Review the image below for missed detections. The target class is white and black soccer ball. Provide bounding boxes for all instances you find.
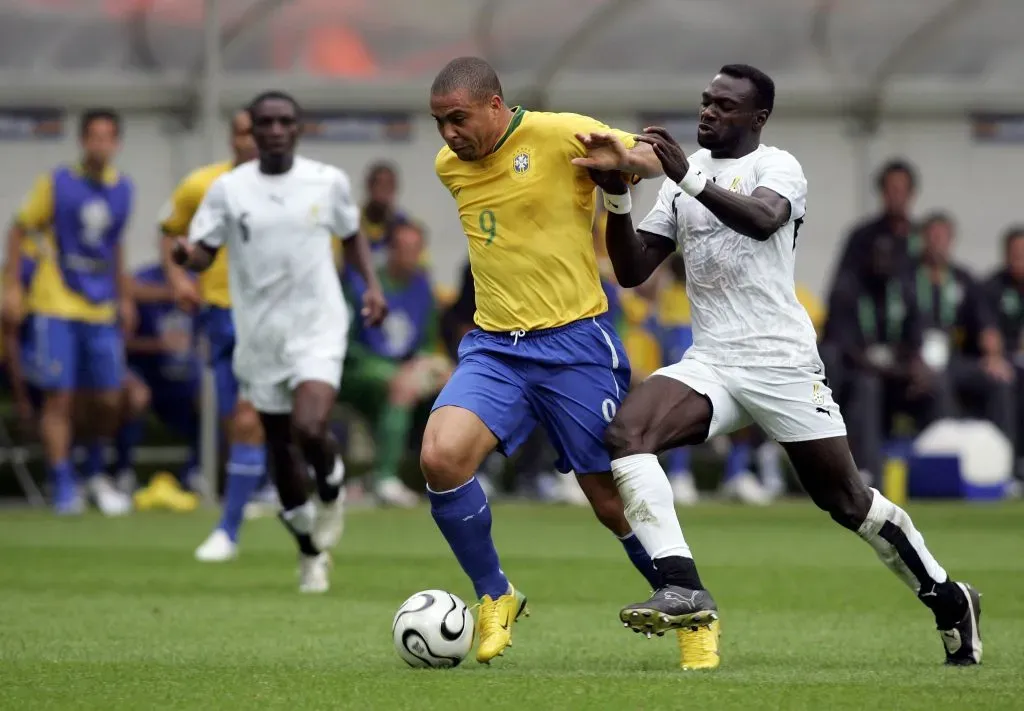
[392,590,474,668]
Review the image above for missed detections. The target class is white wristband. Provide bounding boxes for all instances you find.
[603,191,632,215]
[678,168,707,197]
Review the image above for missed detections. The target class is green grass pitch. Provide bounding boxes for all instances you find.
[1,502,1021,710]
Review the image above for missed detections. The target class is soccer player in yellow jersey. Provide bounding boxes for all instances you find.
[159,111,262,561]
[3,110,136,516]
[420,57,664,663]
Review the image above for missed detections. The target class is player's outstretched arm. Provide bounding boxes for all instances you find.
[638,127,792,241]
[572,133,663,179]
[590,170,675,289]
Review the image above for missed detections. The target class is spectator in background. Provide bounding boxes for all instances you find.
[832,160,921,285]
[360,161,409,259]
[985,226,1024,480]
[341,221,449,507]
[825,232,938,481]
[118,264,201,512]
[913,214,1014,438]
[1,239,41,437]
[3,109,135,516]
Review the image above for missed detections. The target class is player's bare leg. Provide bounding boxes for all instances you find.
[605,375,721,670]
[260,411,329,593]
[783,437,982,665]
[292,380,345,550]
[420,405,528,663]
[195,401,266,562]
[575,473,662,591]
[40,390,82,514]
[78,388,132,516]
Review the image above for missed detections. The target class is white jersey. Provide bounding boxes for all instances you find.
[188,156,358,385]
[638,144,818,367]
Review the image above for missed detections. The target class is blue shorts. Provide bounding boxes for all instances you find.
[198,306,239,419]
[432,317,631,474]
[25,316,124,391]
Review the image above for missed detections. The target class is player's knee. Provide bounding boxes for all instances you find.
[291,412,328,448]
[823,484,873,532]
[41,391,73,420]
[231,402,263,444]
[124,378,151,419]
[419,432,474,491]
[604,414,651,459]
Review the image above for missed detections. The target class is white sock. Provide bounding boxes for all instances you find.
[611,454,692,559]
[856,488,947,593]
[281,500,317,535]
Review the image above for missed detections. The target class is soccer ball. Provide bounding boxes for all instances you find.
[392,590,474,668]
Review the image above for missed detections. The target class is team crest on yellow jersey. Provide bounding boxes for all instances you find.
[510,147,534,180]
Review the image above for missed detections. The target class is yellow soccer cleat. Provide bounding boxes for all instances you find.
[475,586,529,664]
[677,618,721,671]
[132,482,161,511]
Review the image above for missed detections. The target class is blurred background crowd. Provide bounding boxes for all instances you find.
[0,0,1022,515]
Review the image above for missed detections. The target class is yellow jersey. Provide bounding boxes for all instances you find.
[17,165,125,323]
[159,161,234,308]
[435,107,635,332]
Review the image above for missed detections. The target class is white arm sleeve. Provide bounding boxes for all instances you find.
[755,150,807,223]
[329,168,360,239]
[187,177,231,248]
[636,178,681,243]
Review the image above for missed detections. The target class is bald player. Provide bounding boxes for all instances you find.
[421,57,664,664]
[159,111,263,561]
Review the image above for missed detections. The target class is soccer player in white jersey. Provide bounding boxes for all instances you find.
[576,64,982,669]
[171,91,387,593]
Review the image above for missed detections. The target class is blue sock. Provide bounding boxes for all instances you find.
[82,443,106,480]
[666,448,691,478]
[115,419,144,473]
[619,532,661,589]
[724,442,752,482]
[427,477,508,600]
[218,443,266,542]
[50,459,77,493]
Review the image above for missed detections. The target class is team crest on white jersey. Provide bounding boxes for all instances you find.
[510,147,533,179]
[728,176,743,192]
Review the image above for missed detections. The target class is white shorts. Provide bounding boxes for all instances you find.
[652,358,847,443]
[239,356,343,415]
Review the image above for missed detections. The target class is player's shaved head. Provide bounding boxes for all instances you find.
[430,57,513,162]
[431,57,503,102]
[248,90,302,121]
[248,90,302,170]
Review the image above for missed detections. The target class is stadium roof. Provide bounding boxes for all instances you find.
[2,0,1023,114]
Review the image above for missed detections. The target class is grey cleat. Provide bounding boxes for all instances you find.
[620,585,719,638]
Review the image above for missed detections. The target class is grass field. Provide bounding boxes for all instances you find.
[1,501,1021,710]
